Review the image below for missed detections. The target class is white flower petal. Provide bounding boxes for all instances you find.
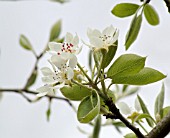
[41,67,53,76]
[36,85,54,97]
[67,67,74,80]
[72,34,79,45]
[75,45,82,54]
[92,29,102,37]
[37,86,50,93]
[42,76,56,84]
[135,97,141,112]
[61,52,72,60]
[116,102,131,115]
[51,55,66,69]
[65,32,73,42]
[90,36,103,48]
[103,25,116,36]
[48,42,62,52]
[36,91,48,97]
[69,55,77,69]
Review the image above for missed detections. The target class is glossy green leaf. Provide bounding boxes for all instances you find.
[92,115,101,138]
[124,133,137,138]
[161,106,170,118]
[25,70,37,89]
[154,84,165,118]
[134,113,156,124]
[60,84,92,101]
[49,20,62,41]
[19,34,32,50]
[125,14,142,50]
[144,4,159,26]
[111,3,139,18]
[77,91,100,123]
[101,45,117,69]
[107,54,146,79]
[111,67,166,85]
[137,95,154,127]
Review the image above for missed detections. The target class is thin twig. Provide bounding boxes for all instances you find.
[0,89,73,107]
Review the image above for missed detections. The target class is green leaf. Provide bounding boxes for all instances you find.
[77,91,100,123]
[125,14,142,50]
[161,106,170,118]
[92,115,101,138]
[111,67,166,85]
[112,121,126,127]
[60,84,92,101]
[124,133,137,138]
[25,70,37,89]
[19,34,32,50]
[49,20,62,41]
[111,3,139,18]
[144,4,159,26]
[154,84,165,118]
[134,113,156,124]
[137,95,154,127]
[107,54,146,79]
[101,44,117,69]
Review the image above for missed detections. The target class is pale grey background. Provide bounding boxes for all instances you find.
[0,0,170,138]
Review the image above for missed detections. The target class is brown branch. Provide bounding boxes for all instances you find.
[0,88,73,107]
[146,111,170,138]
[104,99,145,138]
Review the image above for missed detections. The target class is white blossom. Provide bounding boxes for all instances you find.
[86,25,119,51]
[48,32,82,56]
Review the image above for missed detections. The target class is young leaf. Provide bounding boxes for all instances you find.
[111,67,166,85]
[125,13,142,50]
[134,113,156,124]
[107,54,146,79]
[137,95,154,127]
[161,106,170,118]
[25,70,37,89]
[77,91,100,123]
[101,45,117,69]
[19,34,32,50]
[154,84,165,118]
[92,115,101,138]
[111,3,139,18]
[144,4,159,26]
[60,84,92,101]
[49,20,62,41]
[124,133,137,138]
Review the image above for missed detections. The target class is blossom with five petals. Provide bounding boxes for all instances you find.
[86,25,119,51]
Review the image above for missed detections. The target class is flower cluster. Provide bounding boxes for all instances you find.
[37,25,119,97]
[37,33,81,97]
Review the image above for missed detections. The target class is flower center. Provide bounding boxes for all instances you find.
[57,43,76,55]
